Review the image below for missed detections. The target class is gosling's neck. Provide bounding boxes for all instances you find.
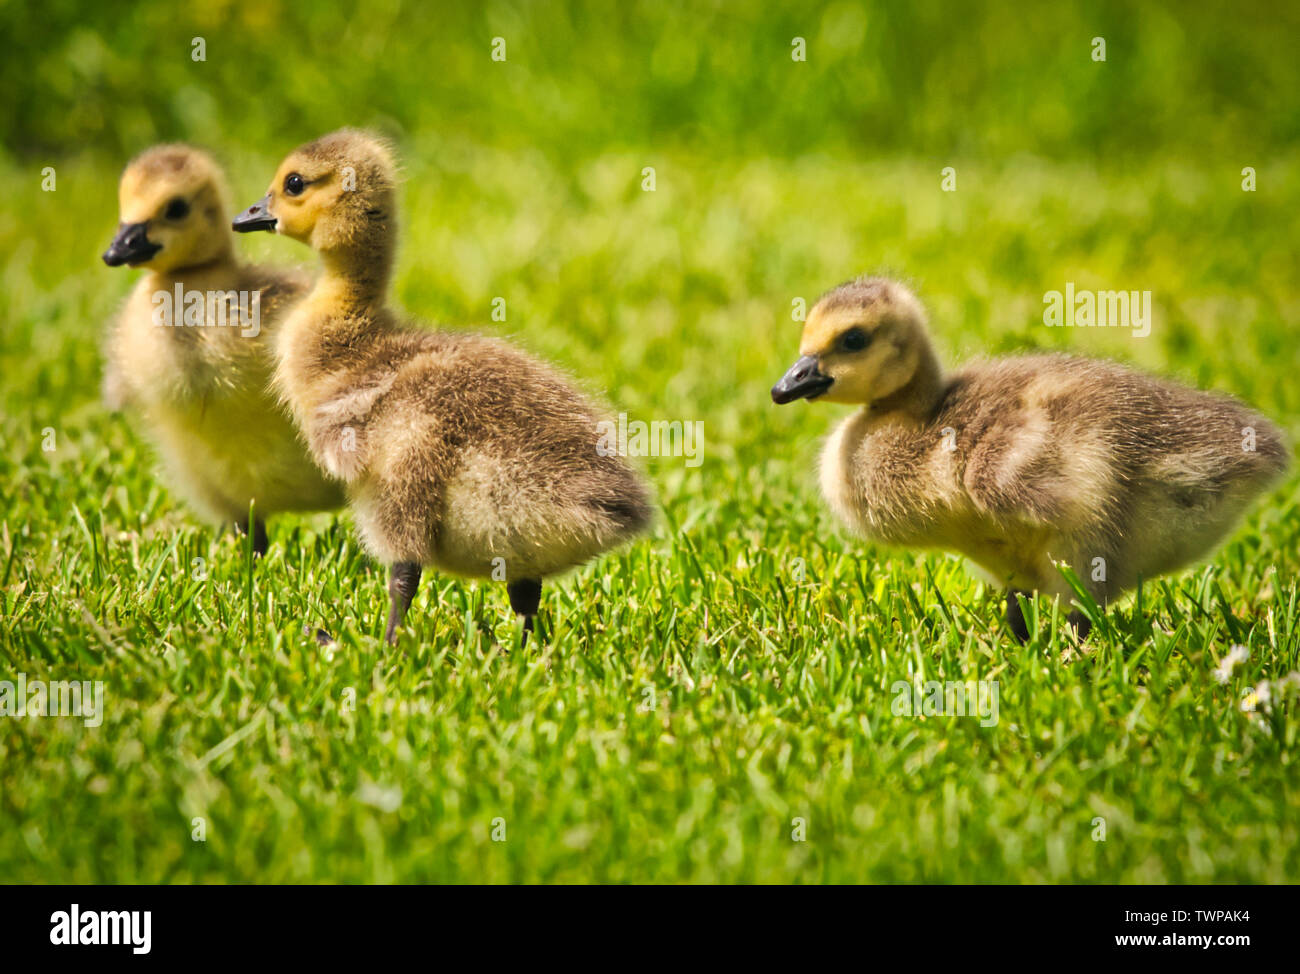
[144,241,237,290]
[139,246,238,353]
[276,242,395,416]
[866,343,946,426]
[286,243,394,356]
[313,240,394,313]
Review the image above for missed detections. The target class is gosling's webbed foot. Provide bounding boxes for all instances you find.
[507,578,542,648]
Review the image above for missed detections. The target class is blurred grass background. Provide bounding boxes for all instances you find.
[4,0,1299,163]
[1,0,1298,883]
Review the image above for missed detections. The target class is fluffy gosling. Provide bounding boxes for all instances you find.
[772,276,1289,641]
[103,145,343,551]
[233,129,652,644]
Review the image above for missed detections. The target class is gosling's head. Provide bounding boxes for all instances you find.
[232,129,397,257]
[772,277,933,406]
[103,145,233,272]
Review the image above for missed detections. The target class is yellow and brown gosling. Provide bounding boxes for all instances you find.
[771,276,1289,641]
[103,145,343,551]
[233,129,652,644]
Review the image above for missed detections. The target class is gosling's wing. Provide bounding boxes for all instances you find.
[956,355,1288,538]
[954,356,1131,532]
[1120,382,1289,493]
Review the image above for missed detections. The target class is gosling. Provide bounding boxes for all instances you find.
[233,129,652,644]
[772,276,1289,641]
[103,145,343,551]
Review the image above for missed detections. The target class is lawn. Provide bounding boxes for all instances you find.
[1,1,1298,883]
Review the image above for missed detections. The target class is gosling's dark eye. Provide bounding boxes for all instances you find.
[163,198,189,221]
[840,327,869,352]
[283,173,305,197]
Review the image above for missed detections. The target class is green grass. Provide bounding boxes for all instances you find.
[2,1,1299,883]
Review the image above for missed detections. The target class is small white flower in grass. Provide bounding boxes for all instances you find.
[1242,681,1272,715]
[1242,674,1299,729]
[1255,681,1273,711]
[1214,645,1249,684]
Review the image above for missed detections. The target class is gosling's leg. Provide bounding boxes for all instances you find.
[385,561,423,645]
[1006,590,1031,643]
[235,516,269,557]
[507,578,542,647]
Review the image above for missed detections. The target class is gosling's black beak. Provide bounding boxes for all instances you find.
[232,196,276,233]
[771,355,833,404]
[102,222,160,267]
